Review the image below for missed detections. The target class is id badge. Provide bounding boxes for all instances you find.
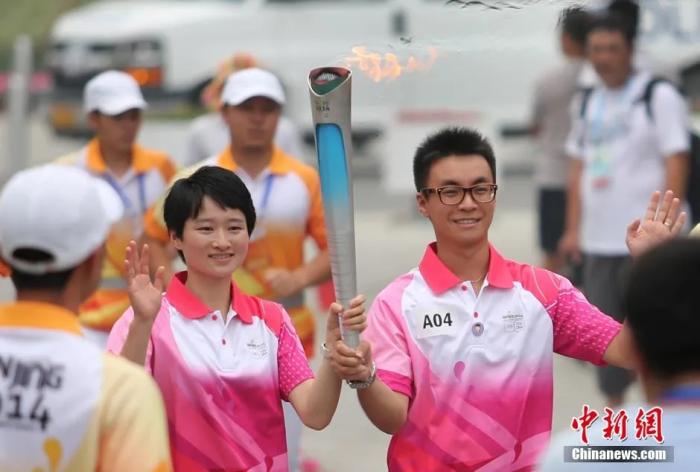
[590,147,612,190]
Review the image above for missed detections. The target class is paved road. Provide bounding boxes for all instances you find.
[0,114,641,471]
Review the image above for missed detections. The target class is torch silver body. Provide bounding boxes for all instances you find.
[308,67,360,349]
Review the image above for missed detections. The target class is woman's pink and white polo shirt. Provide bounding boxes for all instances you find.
[107,272,313,471]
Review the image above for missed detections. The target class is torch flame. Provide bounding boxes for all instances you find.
[343,46,438,82]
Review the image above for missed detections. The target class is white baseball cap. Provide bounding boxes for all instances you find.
[83,70,148,115]
[220,68,286,107]
[0,165,124,274]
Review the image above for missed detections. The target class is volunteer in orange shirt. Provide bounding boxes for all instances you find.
[56,70,176,345]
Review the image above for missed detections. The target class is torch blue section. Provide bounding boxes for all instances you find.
[315,124,350,209]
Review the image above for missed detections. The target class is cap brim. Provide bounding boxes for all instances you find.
[95,98,148,116]
[223,89,285,107]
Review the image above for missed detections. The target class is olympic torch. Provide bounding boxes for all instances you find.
[308,67,359,349]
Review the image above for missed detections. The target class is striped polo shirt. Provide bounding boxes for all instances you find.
[363,243,622,471]
[107,272,314,471]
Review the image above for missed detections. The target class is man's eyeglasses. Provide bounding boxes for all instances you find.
[421,184,498,205]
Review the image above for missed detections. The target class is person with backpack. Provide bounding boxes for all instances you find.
[559,12,691,408]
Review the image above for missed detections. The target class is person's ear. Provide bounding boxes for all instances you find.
[416,191,429,218]
[87,111,100,131]
[170,230,183,250]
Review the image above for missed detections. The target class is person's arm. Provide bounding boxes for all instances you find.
[346,293,413,434]
[602,322,636,369]
[328,335,409,434]
[559,159,583,262]
[265,165,332,297]
[654,83,691,199]
[286,295,366,430]
[357,366,410,434]
[530,78,544,137]
[664,152,689,199]
[265,250,330,298]
[119,241,165,365]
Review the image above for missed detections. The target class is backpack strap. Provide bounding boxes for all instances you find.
[637,76,684,122]
[578,87,594,118]
[640,77,666,121]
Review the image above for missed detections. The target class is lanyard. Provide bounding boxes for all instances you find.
[257,173,275,219]
[102,173,147,214]
[589,75,637,144]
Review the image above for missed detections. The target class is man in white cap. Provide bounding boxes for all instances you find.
[0,164,171,471]
[56,70,177,344]
[142,67,331,471]
[183,53,306,166]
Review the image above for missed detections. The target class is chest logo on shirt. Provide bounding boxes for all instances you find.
[502,311,524,333]
[245,339,268,359]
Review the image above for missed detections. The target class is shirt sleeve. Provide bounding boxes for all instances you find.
[651,83,691,157]
[277,309,314,401]
[363,290,413,399]
[547,274,622,365]
[99,355,172,472]
[531,79,545,130]
[106,307,155,373]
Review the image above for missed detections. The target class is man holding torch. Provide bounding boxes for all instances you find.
[329,126,683,470]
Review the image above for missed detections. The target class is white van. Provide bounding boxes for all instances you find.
[46,0,700,152]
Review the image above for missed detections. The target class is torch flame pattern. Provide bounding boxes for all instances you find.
[343,46,439,82]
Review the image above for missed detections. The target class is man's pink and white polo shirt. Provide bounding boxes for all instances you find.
[107,272,313,471]
[363,243,622,471]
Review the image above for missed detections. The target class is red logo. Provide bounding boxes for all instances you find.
[571,404,599,445]
[634,407,664,443]
[571,405,664,444]
[602,407,629,441]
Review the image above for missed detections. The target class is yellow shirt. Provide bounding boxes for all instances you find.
[0,301,171,472]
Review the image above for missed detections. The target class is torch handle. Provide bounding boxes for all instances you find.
[328,230,360,349]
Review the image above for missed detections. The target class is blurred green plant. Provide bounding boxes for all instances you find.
[0,0,95,70]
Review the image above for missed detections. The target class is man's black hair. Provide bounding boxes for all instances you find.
[608,0,640,40]
[625,238,700,380]
[588,10,637,46]
[559,6,593,47]
[9,248,75,291]
[413,127,496,191]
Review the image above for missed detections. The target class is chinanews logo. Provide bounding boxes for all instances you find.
[563,404,674,464]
